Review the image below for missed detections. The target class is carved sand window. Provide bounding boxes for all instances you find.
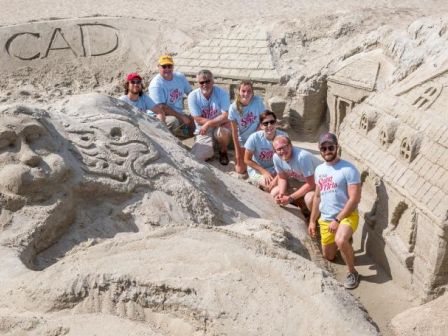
[378,121,398,148]
[359,111,377,134]
[399,136,420,162]
[412,84,442,110]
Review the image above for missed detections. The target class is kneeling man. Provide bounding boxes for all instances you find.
[308,132,362,289]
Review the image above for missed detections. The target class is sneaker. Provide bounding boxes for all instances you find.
[219,152,229,166]
[344,271,360,289]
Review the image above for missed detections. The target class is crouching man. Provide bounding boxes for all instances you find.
[308,132,362,289]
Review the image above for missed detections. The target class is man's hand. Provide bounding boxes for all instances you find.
[308,221,316,237]
[275,193,291,206]
[262,170,274,186]
[328,220,339,233]
[199,121,210,135]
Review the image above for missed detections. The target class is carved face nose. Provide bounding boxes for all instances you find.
[19,142,41,167]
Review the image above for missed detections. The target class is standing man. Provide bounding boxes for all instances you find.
[148,55,194,136]
[273,135,321,215]
[188,70,231,165]
[308,132,362,289]
[119,72,164,121]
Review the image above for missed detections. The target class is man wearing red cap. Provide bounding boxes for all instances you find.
[120,73,163,121]
[148,55,194,137]
[308,132,362,289]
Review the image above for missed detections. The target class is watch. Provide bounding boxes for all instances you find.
[335,218,341,224]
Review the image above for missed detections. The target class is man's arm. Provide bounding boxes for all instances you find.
[308,184,321,237]
[194,112,229,135]
[278,174,315,205]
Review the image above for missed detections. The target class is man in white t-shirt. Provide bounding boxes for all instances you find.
[119,72,163,120]
[273,135,321,216]
[308,132,362,289]
[188,70,231,165]
[148,55,194,137]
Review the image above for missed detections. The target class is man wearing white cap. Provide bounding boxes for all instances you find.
[148,55,194,137]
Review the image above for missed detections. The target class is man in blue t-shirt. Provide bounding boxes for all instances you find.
[148,55,194,137]
[308,132,362,290]
[119,72,163,120]
[188,70,231,165]
[272,135,321,216]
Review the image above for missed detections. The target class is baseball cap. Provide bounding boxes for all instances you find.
[158,55,174,66]
[318,132,338,146]
[126,72,142,81]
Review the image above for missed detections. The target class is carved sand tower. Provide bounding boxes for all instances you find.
[339,60,448,300]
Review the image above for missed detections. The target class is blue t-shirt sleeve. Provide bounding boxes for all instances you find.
[301,152,317,178]
[244,133,256,151]
[256,96,265,114]
[182,75,193,95]
[345,164,361,185]
[220,90,230,112]
[228,103,238,121]
[188,91,202,117]
[148,82,166,105]
[273,154,283,173]
[143,95,156,110]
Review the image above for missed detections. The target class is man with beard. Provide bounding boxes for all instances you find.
[188,69,231,165]
[119,72,164,121]
[272,135,321,216]
[308,132,362,289]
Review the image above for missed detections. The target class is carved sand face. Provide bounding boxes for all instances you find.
[0,115,69,201]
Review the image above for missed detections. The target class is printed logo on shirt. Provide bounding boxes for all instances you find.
[318,175,338,192]
[169,89,182,103]
[240,111,257,128]
[258,149,274,161]
[202,106,219,119]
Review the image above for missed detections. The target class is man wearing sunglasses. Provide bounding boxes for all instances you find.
[308,132,362,289]
[148,55,194,137]
[188,69,231,165]
[272,135,321,217]
[120,73,163,120]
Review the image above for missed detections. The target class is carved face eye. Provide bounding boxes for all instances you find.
[110,127,122,140]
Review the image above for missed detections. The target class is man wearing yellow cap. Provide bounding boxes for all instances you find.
[148,55,194,137]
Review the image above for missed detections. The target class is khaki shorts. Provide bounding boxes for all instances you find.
[191,127,230,161]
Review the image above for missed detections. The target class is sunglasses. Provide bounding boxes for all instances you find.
[262,120,276,126]
[320,145,336,152]
[274,144,289,152]
[160,64,173,69]
[199,79,211,85]
[130,80,142,85]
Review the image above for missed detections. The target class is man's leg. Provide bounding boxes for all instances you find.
[191,132,214,161]
[214,126,231,165]
[319,219,338,261]
[335,212,360,289]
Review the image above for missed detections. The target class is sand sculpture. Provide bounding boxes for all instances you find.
[0,94,379,335]
[1,3,448,334]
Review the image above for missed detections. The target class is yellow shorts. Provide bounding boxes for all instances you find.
[318,211,359,246]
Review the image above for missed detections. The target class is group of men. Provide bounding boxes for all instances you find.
[119,55,362,290]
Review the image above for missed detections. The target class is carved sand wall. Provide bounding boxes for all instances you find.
[339,61,448,300]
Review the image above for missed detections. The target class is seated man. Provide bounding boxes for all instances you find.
[272,135,321,216]
[119,72,164,121]
[188,70,231,165]
[148,55,194,137]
